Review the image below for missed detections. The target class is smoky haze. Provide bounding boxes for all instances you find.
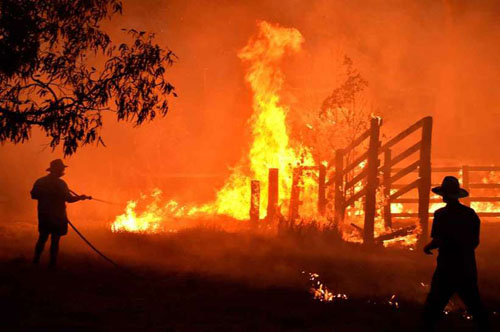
[1,0,500,225]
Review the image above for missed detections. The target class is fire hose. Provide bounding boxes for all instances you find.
[69,189,121,205]
[67,220,122,270]
[67,189,140,278]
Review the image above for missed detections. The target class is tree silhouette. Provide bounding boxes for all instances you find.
[0,0,177,155]
[319,56,369,148]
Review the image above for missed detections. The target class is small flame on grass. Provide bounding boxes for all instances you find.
[303,271,348,302]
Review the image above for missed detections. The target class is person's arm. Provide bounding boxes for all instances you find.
[66,192,82,203]
[61,181,90,203]
[424,211,442,255]
[472,211,480,249]
[424,238,442,255]
[30,180,42,200]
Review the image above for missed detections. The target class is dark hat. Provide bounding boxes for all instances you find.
[432,176,469,199]
[46,159,68,172]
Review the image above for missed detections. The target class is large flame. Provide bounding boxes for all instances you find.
[111,21,316,232]
[210,21,314,219]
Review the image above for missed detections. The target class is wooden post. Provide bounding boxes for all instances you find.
[364,117,381,245]
[462,165,470,207]
[250,180,260,224]
[334,150,345,227]
[383,149,392,228]
[418,116,433,248]
[318,164,327,215]
[267,168,279,221]
[289,168,302,221]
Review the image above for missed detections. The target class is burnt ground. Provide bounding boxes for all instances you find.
[1,222,500,331]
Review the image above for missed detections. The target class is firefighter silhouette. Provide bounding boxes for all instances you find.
[30,159,91,268]
[421,176,489,331]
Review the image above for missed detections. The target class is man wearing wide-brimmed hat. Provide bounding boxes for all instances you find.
[30,159,91,268]
[420,176,489,331]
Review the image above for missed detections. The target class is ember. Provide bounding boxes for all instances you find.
[303,271,348,303]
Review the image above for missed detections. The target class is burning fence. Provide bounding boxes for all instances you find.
[110,21,500,248]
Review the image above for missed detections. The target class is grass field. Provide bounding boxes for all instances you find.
[1,221,499,331]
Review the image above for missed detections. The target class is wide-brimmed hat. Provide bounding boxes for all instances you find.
[46,159,68,172]
[432,176,469,199]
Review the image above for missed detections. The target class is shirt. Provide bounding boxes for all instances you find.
[30,174,77,224]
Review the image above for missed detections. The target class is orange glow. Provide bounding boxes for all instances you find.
[111,21,317,232]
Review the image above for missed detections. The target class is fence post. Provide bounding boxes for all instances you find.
[318,164,327,215]
[383,149,392,228]
[250,180,260,224]
[334,150,345,228]
[267,168,279,221]
[364,117,381,245]
[418,116,433,248]
[289,167,302,221]
[462,165,470,207]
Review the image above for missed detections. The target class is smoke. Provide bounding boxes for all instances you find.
[2,0,500,225]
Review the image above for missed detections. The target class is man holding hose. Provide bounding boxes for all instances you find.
[30,159,91,268]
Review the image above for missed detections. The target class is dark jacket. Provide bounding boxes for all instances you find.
[30,174,79,235]
[431,201,480,278]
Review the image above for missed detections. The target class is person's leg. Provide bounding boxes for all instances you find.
[458,281,490,331]
[33,232,49,265]
[48,234,61,268]
[420,270,455,331]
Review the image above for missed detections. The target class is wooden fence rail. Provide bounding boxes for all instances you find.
[380,116,433,247]
[287,165,327,221]
[389,165,500,220]
[332,116,433,246]
[333,117,382,244]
